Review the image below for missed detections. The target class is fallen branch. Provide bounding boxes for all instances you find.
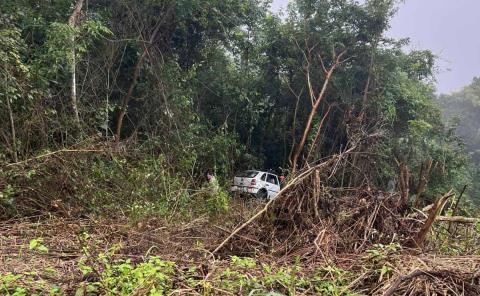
[5,149,105,167]
[213,225,268,247]
[437,216,479,224]
[382,269,447,296]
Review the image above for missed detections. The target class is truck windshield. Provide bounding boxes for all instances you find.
[238,170,259,178]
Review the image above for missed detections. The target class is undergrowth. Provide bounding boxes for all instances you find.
[1,251,357,296]
[0,152,231,220]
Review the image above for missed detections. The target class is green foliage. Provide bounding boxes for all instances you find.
[364,243,401,283]
[76,242,177,295]
[312,266,356,296]
[231,255,257,268]
[215,257,353,295]
[0,271,62,296]
[0,0,475,217]
[87,257,175,295]
[0,150,234,219]
[28,238,49,253]
[439,77,480,205]
[43,252,355,295]
[365,243,401,263]
[0,184,15,205]
[0,273,27,296]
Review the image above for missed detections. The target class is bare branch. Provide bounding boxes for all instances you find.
[318,53,328,75]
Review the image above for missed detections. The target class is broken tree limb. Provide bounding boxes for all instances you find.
[413,189,454,247]
[212,177,295,255]
[408,203,478,224]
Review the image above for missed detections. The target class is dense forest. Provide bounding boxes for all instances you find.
[1,0,479,295]
[439,77,480,200]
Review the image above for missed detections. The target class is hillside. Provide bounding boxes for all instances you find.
[1,0,479,295]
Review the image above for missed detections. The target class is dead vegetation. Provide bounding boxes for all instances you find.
[208,146,480,295]
[1,210,479,295]
[2,146,479,295]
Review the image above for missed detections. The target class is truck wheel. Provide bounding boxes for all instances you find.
[256,189,268,200]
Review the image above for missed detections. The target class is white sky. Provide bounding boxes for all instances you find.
[270,0,480,94]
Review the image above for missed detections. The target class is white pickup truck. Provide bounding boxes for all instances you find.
[230,170,281,199]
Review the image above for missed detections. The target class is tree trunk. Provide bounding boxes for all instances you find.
[305,103,333,164]
[114,21,163,144]
[114,49,148,144]
[413,159,433,208]
[71,52,80,125]
[290,68,334,175]
[289,48,347,175]
[357,40,377,123]
[287,85,302,166]
[398,161,410,206]
[68,0,84,127]
[6,97,18,162]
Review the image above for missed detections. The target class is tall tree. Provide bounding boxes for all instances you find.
[68,0,84,127]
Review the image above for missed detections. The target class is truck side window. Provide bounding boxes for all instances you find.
[261,173,266,181]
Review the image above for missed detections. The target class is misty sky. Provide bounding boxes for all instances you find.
[270,0,480,94]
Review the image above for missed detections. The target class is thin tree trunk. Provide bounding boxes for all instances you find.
[289,48,347,175]
[398,161,410,206]
[413,159,433,208]
[313,169,320,218]
[357,40,377,122]
[6,97,18,162]
[349,42,377,186]
[71,52,80,125]
[447,184,468,234]
[68,0,84,127]
[114,49,148,144]
[287,85,302,166]
[290,68,334,175]
[114,21,163,144]
[305,103,333,164]
[452,184,467,215]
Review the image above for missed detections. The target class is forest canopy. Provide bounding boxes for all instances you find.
[0,0,477,214]
[439,77,480,206]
